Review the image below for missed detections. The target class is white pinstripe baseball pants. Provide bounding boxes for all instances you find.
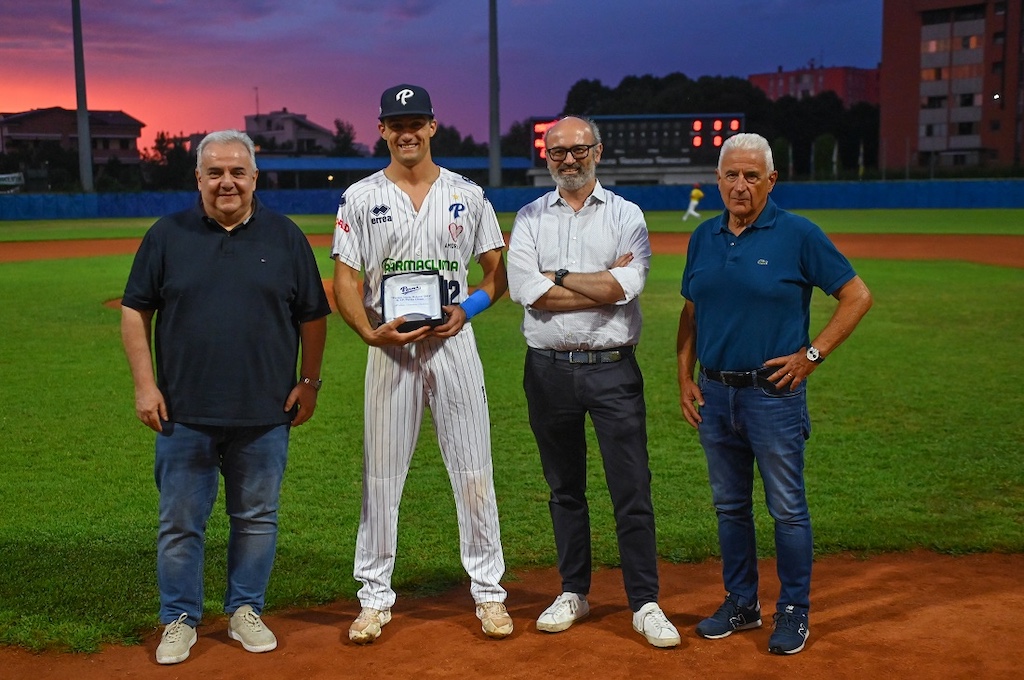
[354,325,507,609]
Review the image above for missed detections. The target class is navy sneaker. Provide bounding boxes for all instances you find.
[696,594,762,639]
[768,606,809,655]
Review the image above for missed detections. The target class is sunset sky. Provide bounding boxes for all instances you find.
[2,0,882,153]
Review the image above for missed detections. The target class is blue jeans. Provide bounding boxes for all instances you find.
[154,422,289,626]
[697,373,812,614]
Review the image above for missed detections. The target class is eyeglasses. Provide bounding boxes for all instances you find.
[545,143,598,162]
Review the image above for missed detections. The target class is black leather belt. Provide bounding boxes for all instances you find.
[701,366,777,390]
[532,346,635,364]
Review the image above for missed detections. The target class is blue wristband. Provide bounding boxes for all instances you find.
[461,290,491,320]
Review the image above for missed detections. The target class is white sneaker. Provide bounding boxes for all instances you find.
[536,592,590,633]
[632,602,680,648]
[156,612,197,665]
[349,606,392,644]
[228,604,278,653]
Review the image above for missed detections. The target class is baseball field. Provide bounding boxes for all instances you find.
[0,208,1022,678]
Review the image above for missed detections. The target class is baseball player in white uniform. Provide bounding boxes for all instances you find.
[331,84,512,644]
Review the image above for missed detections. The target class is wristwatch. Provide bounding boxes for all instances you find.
[554,269,569,286]
[300,376,323,391]
[806,346,824,364]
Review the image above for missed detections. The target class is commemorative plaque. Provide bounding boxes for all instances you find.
[381,271,445,332]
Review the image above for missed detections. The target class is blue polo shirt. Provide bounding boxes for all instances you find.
[681,197,855,372]
[122,196,331,426]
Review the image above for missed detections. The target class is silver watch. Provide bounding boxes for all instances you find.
[806,346,824,363]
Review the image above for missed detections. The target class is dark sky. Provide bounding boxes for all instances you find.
[1,0,882,151]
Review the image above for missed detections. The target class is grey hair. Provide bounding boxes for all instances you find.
[546,115,603,146]
[719,132,774,173]
[195,130,258,172]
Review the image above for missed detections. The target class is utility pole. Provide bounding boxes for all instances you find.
[487,0,501,187]
[71,0,94,192]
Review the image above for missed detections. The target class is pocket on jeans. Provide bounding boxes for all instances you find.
[759,381,805,399]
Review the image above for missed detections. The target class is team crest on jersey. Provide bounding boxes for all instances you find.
[449,202,466,219]
[448,223,463,241]
[371,204,393,224]
[338,194,347,207]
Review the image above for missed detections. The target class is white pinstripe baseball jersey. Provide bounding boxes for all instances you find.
[331,167,504,323]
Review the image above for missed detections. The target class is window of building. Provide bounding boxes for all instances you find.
[953,5,985,22]
[993,31,1005,45]
[958,93,981,107]
[992,61,1004,75]
[951,63,982,79]
[922,95,948,109]
[991,119,1001,131]
[922,9,951,25]
[958,35,981,50]
[921,67,948,81]
[994,2,1006,15]
[957,121,978,135]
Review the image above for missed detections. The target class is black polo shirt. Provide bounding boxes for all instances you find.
[123,196,331,426]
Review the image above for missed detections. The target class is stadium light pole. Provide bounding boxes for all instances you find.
[72,0,94,192]
[487,0,501,187]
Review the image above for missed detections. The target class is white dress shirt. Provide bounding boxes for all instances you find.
[507,180,651,351]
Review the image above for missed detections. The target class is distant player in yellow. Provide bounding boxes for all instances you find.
[683,183,704,221]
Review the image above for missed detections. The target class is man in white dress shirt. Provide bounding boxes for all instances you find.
[506,115,680,648]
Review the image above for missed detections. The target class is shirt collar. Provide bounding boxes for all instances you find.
[198,194,260,232]
[712,195,779,234]
[547,179,608,209]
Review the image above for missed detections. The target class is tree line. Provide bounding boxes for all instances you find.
[0,71,879,192]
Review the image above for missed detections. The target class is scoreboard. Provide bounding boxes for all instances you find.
[530,114,744,169]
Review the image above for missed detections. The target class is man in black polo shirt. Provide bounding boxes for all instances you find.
[121,129,330,665]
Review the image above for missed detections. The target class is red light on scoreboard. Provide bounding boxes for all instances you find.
[713,136,724,147]
[713,119,723,131]
[692,120,703,132]
[729,119,741,131]
[692,136,703,147]
[532,119,559,160]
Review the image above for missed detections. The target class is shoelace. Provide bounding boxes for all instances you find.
[480,602,508,617]
[163,613,189,642]
[713,597,742,621]
[238,609,265,632]
[643,607,673,632]
[550,596,579,617]
[773,612,806,634]
[356,608,383,624]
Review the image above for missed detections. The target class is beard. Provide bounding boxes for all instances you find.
[549,161,596,192]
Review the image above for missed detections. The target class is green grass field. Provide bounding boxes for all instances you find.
[0,210,1022,652]
[1,208,1024,242]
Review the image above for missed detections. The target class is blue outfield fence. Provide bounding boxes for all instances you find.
[2,179,1024,221]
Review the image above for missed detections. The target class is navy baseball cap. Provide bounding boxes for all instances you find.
[379,84,434,120]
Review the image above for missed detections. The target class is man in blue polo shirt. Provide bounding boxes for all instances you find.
[121,129,331,665]
[676,133,872,655]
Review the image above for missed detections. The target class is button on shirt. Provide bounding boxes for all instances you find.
[507,181,650,351]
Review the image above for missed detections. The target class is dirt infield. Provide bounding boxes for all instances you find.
[2,232,1024,267]
[4,552,1022,679]
[2,232,1022,677]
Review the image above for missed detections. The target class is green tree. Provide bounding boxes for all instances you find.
[501,119,533,158]
[141,132,194,190]
[332,119,361,156]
